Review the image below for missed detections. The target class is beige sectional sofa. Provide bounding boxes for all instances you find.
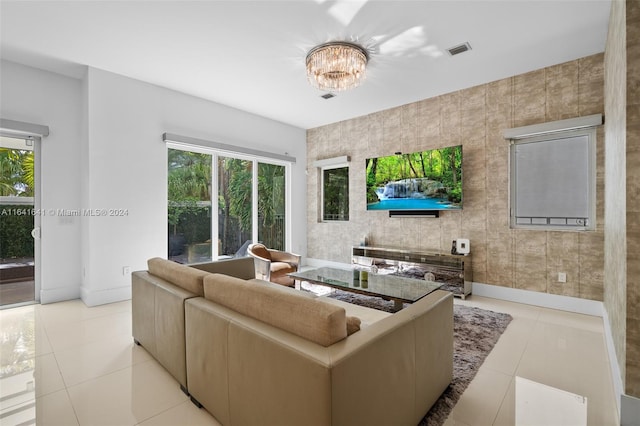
[131,256,256,392]
[132,257,453,425]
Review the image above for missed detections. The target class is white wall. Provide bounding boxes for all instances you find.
[81,67,307,306]
[0,60,83,303]
[1,60,307,306]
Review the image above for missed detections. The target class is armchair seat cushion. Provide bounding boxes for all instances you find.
[270,262,297,275]
[270,261,297,287]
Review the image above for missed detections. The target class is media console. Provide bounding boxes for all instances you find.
[352,245,472,299]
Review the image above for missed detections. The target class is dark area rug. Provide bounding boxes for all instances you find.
[326,290,512,426]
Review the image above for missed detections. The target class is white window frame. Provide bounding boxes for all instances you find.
[505,115,601,231]
[166,141,293,256]
[313,156,350,222]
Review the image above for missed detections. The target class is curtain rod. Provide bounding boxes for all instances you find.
[163,132,296,163]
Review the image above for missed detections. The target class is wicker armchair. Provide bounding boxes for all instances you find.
[247,243,301,287]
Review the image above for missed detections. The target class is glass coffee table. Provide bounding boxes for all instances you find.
[289,267,443,311]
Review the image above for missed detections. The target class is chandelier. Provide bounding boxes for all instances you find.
[306,41,369,92]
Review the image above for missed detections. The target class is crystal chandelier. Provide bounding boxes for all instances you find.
[306,41,369,92]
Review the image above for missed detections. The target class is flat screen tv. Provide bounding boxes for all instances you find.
[366,145,462,211]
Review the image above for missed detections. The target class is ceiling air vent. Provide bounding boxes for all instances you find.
[321,93,336,100]
[447,42,472,56]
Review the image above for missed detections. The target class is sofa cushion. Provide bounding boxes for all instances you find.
[204,273,348,347]
[147,257,208,296]
[247,279,317,299]
[346,316,361,335]
[250,243,271,260]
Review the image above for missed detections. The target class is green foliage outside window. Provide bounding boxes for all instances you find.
[0,148,35,259]
[0,148,34,197]
[167,149,211,238]
[168,149,287,256]
[0,204,34,258]
[323,167,349,221]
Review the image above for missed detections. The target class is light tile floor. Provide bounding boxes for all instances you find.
[0,295,619,425]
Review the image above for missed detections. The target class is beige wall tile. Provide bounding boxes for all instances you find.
[627,260,640,320]
[546,61,579,121]
[603,0,628,383]
[627,143,640,209]
[383,107,402,148]
[579,53,605,116]
[486,231,514,286]
[627,43,640,105]
[401,102,418,151]
[417,97,441,139]
[626,318,640,395]
[367,111,385,155]
[514,69,546,127]
[546,232,581,297]
[307,53,605,304]
[515,255,547,292]
[514,231,547,292]
[440,92,461,145]
[627,0,640,395]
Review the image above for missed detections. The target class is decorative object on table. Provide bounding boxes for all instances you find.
[455,238,470,255]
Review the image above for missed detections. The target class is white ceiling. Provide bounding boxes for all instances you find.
[0,0,611,130]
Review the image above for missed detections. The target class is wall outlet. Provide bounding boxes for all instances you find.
[123,266,131,276]
[558,272,567,283]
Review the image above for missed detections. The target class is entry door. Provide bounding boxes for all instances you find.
[0,135,39,307]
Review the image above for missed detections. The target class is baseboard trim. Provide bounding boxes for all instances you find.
[80,285,131,307]
[471,282,604,317]
[40,285,81,304]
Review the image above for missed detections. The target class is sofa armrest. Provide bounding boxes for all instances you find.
[327,290,453,426]
[132,270,200,390]
[190,257,256,280]
[247,255,270,280]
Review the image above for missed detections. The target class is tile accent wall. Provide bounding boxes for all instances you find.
[625,0,640,398]
[604,0,640,399]
[307,54,605,301]
[604,0,628,390]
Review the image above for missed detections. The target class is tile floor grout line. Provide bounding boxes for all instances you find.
[491,375,516,426]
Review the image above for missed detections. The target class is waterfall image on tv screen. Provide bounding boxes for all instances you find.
[366,145,462,211]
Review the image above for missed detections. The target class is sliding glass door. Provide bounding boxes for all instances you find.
[168,146,289,262]
[0,136,36,306]
[167,149,213,263]
[217,156,252,257]
[257,163,285,251]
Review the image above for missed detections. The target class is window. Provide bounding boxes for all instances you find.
[165,133,293,263]
[322,166,349,221]
[257,163,286,250]
[168,148,213,263]
[505,115,601,231]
